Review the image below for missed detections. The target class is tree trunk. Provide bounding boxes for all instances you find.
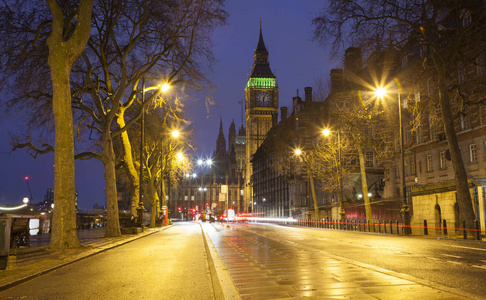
[438,76,476,236]
[161,176,168,207]
[357,144,372,221]
[48,57,81,250]
[102,130,122,237]
[309,174,319,219]
[147,176,159,228]
[46,0,94,250]
[116,114,139,216]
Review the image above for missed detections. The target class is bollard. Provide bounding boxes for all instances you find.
[424,220,428,235]
[368,220,371,232]
[475,220,480,241]
[463,220,467,239]
[443,219,447,235]
[396,220,400,235]
[373,221,376,233]
[384,220,387,234]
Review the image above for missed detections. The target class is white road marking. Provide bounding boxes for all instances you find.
[449,245,486,252]
[441,254,462,259]
[473,265,486,270]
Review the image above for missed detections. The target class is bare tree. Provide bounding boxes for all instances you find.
[313,0,485,234]
[0,0,94,250]
[69,0,226,237]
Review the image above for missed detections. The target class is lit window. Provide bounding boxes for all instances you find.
[469,144,477,162]
[439,151,446,169]
[426,155,433,172]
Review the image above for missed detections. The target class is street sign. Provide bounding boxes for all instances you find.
[219,193,226,202]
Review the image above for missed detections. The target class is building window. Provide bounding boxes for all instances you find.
[401,55,408,68]
[484,141,486,160]
[480,102,486,126]
[458,63,466,84]
[429,117,438,141]
[365,151,374,167]
[426,155,433,172]
[416,125,427,144]
[461,105,471,132]
[469,144,477,162]
[462,10,472,27]
[477,54,486,75]
[410,157,416,175]
[439,151,446,169]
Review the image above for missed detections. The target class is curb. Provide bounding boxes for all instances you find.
[199,223,241,300]
[0,226,170,292]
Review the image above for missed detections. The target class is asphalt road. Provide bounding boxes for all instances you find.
[207,222,486,299]
[0,222,213,300]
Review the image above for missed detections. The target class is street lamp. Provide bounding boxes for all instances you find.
[206,158,213,221]
[322,129,345,221]
[24,176,34,202]
[139,77,171,228]
[294,148,320,220]
[374,83,410,234]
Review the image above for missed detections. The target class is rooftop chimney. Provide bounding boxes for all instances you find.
[304,87,312,102]
[330,69,343,93]
[281,107,288,122]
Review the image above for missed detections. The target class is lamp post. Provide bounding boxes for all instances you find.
[375,84,410,234]
[294,148,320,220]
[206,158,213,221]
[138,78,171,227]
[161,130,180,225]
[24,176,34,203]
[322,129,345,221]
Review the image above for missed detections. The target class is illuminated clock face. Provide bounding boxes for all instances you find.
[256,91,271,106]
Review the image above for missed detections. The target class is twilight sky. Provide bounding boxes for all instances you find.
[0,0,335,210]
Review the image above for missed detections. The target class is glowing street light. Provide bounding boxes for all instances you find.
[322,128,345,221]
[171,130,180,139]
[139,77,171,227]
[374,82,410,234]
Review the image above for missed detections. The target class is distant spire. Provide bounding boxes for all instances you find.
[219,117,223,134]
[250,21,274,78]
[256,22,268,54]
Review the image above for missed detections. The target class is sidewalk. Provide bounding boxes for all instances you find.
[0,227,164,292]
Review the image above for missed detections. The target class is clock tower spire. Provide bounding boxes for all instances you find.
[244,23,279,212]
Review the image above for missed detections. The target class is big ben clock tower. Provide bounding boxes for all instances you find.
[244,24,279,212]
